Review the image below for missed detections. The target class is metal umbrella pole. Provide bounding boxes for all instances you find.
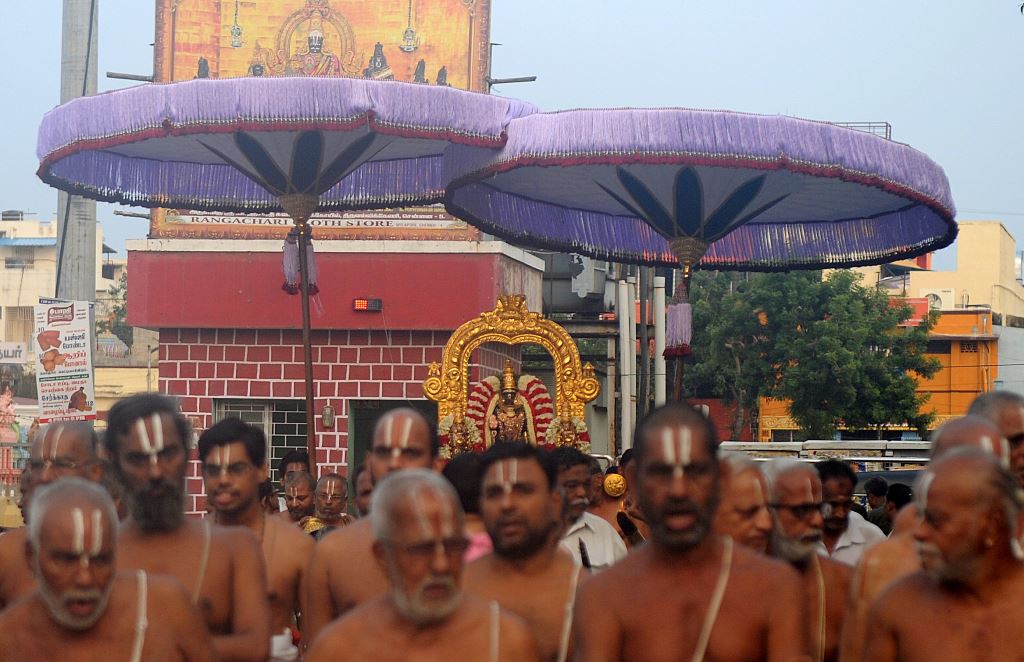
[281,194,319,474]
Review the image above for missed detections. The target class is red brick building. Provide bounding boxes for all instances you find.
[128,238,543,513]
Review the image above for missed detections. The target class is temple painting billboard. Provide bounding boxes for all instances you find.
[151,0,490,240]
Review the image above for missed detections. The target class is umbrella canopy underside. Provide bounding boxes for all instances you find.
[445,108,956,270]
[37,76,535,213]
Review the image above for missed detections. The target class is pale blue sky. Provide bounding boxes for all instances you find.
[2,1,1022,269]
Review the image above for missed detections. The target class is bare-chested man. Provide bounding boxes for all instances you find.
[104,393,270,661]
[199,417,315,660]
[0,422,102,608]
[969,390,1024,487]
[465,441,583,662]
[308,469,540,662]
[865,448,1024,661]
[713,453,773,553]
[840,414,1006,662]
[305,407,438,644]
[575,404,808,662]
[762,460,850,662]
[281,470,316,524]
[0,478,215,661]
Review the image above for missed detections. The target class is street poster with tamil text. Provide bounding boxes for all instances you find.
[33,301,96,423]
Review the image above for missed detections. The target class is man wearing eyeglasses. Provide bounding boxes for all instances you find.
[0,421,103,608]
[304,407,439,645]
[764,460,851,662]
[309,474,353,540]
[199,417,314,660]
[105,393,270,661]
[968,391,1024,487]
[307,469,540,662]
[814,460,884,567]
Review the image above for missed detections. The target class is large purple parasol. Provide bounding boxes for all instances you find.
[37,76,534,469]
[444,107,956,398]
[446,108,955,271]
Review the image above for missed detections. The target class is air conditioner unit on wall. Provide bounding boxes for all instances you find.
[920,288,955,311]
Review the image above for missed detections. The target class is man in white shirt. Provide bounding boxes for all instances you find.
[551,447,627,571]
[815,460,885,566]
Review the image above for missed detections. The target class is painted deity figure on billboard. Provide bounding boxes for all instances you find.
[288,8,342,76]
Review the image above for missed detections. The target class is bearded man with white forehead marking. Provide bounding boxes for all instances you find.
[762,460,851,662]
[865,449,1024,662]
[0,478,215,661]
[575,404,808,662]
[840,415,1007,662]
[105,393,270,661]
[0,421,103,608]
[308,469,540,661]
[304,407,439,644]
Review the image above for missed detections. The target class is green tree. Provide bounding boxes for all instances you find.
[97,271,133,350]
[686,270,939,439]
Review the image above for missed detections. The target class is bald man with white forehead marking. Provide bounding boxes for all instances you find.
[308,470,540,662]
[865,450,1024,662]
[0,422,102,609]
[840,415,1006,662]
[304,408,439,645]
[0,478,215,661]
[969,391,1024,487]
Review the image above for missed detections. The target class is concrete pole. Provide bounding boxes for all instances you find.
[56,0,98,302]
[617,280,633,450]
[654,276,667,405]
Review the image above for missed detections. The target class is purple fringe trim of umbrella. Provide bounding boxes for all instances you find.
[447,182,953,270]
[665,302,693,356]
[37,77,535,212]
[444,108,957,270]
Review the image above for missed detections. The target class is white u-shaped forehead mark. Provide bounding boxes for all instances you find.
[803,475,815,503]
[664,428,684,479]
[72,507,85,555]
[90,509,102,556]
[49,425,65,460]
[383,416,394,446]
[918,471,935,510]
[326,479,337,497]
[436,488,457,538]
[679,427,692,465]
[287,487,299,498]
[410,488,434,538]
[151,413,164,452]
[399,417,412,449]
[136,418,153,454]
[980,436,994,454]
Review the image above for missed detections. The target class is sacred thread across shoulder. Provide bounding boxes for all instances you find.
[556,564,583,662]
[129,570,149,662]
[690,537,733,662]
[193,520,212,604]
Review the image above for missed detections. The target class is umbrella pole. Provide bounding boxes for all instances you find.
[297,227,318,475]
[280,194,320,476]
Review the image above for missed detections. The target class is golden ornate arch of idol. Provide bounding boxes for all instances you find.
[424,295,600,457]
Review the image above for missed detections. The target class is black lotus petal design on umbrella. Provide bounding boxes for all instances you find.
[597,166,789,244]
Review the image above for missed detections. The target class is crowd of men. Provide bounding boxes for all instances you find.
[1,389,1024,660]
